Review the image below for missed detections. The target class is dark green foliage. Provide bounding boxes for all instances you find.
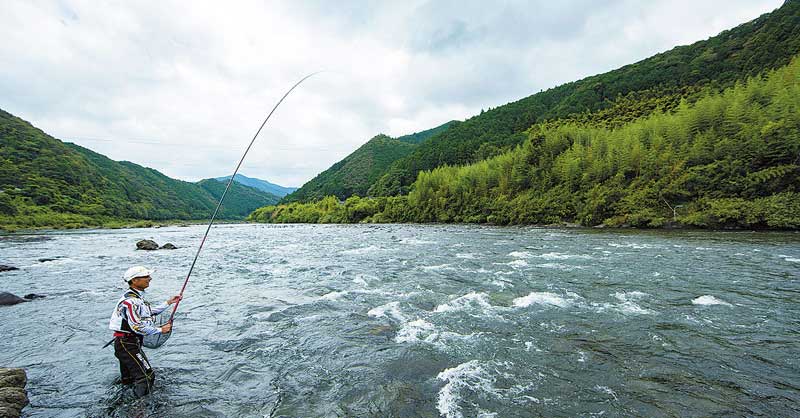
[251,56,800,229]
[394,57,800,229]
[282,121,457,203]
[0,110,278,229]
[368,1,800,196]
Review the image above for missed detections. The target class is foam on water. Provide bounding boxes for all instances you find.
[507,259,529,268]
[608,242,656,249]
[400,238,436,245]
[595,385,619,401]
[784,257,800,263]
[27,257,77,268]
[588,292,655,315]
[455,253,477,259]
[508,251,534,258]
[319,291,347,301]
[615,301,654,315]
[513,292,571,308]
[535,252,593,260]
[422,264,456,271]
[434,292,494,314]
[534,263,583,271]
[436,361,494,418]
[340,245,382,255]
[395,319,437,343]
[692,295,732,306]
[613,291,648,301]
[368,301,407,322]
[491,279,512,289]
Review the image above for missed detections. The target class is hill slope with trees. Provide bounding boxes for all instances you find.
[0,109,277,230]
[282,121,457,203]
[367,0,800,196]
[250,52,800,228]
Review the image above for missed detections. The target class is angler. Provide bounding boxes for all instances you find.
[108,266,181,397]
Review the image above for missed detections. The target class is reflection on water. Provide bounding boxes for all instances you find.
[1,224,799,417]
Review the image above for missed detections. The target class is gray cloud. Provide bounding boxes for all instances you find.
[0,0,782,187]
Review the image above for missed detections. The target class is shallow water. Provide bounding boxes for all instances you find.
[1,224,799,417]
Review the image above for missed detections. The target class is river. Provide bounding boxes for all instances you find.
[1,224,799,417]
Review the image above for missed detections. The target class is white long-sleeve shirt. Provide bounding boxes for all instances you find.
[108,288,169,335]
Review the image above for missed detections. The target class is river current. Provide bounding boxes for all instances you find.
[1,224,798,417]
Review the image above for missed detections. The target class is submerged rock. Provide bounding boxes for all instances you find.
[136,240,159,251]
[159,243,177,250]
[0,265,18,273]
[23,294,45,300]
[0,368,28,417]
[0,293,28,306]
[37,258,58,263]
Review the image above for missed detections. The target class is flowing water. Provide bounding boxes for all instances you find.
[1,224,799,417]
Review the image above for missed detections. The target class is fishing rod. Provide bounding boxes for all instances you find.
[104,73,319,350]
[168,72,320,324]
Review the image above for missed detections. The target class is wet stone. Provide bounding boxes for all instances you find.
[136,240,159,250]
[0,368,28,417]
[0,265,18,273]
[0,293,28,306]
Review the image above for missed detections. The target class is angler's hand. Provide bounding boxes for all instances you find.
[166,295,182,305]
[161,321,173,334]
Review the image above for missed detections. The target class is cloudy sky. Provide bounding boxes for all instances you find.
[0,1,782,187]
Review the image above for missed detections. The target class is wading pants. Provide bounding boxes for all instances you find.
[114,334,155,397]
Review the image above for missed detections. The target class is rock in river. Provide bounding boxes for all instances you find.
[159,243,177,250]
[0,368,28,418]
[136,240,159,251]
[0,265,18,273]
[0,293,28,306]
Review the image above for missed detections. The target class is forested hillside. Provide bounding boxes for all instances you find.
[367,0,800,196]
[0,110,277,230]
[282,121,456,202]
[249,54,800,229]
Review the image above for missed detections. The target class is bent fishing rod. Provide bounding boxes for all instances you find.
[168,72,319,323]
[103,73,319,349]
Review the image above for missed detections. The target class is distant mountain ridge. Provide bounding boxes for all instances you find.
[0,109,278,229]
[282,121,457,203]
[215,174,296,197]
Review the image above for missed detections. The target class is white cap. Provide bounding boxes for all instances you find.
[123,266,155,282]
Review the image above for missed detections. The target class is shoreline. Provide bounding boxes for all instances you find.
[2,220,799,235]
[0,219,248,234]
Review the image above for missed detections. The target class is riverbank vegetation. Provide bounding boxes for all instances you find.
[249,56,800,229]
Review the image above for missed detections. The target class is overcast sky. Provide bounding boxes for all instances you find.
[0,1,783,187]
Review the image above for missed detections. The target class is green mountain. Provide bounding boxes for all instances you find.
[282,121,457,203]
[215,174,296,197]
[250,54,800,229]
[0,109,278,229]
[368,0,800,196]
